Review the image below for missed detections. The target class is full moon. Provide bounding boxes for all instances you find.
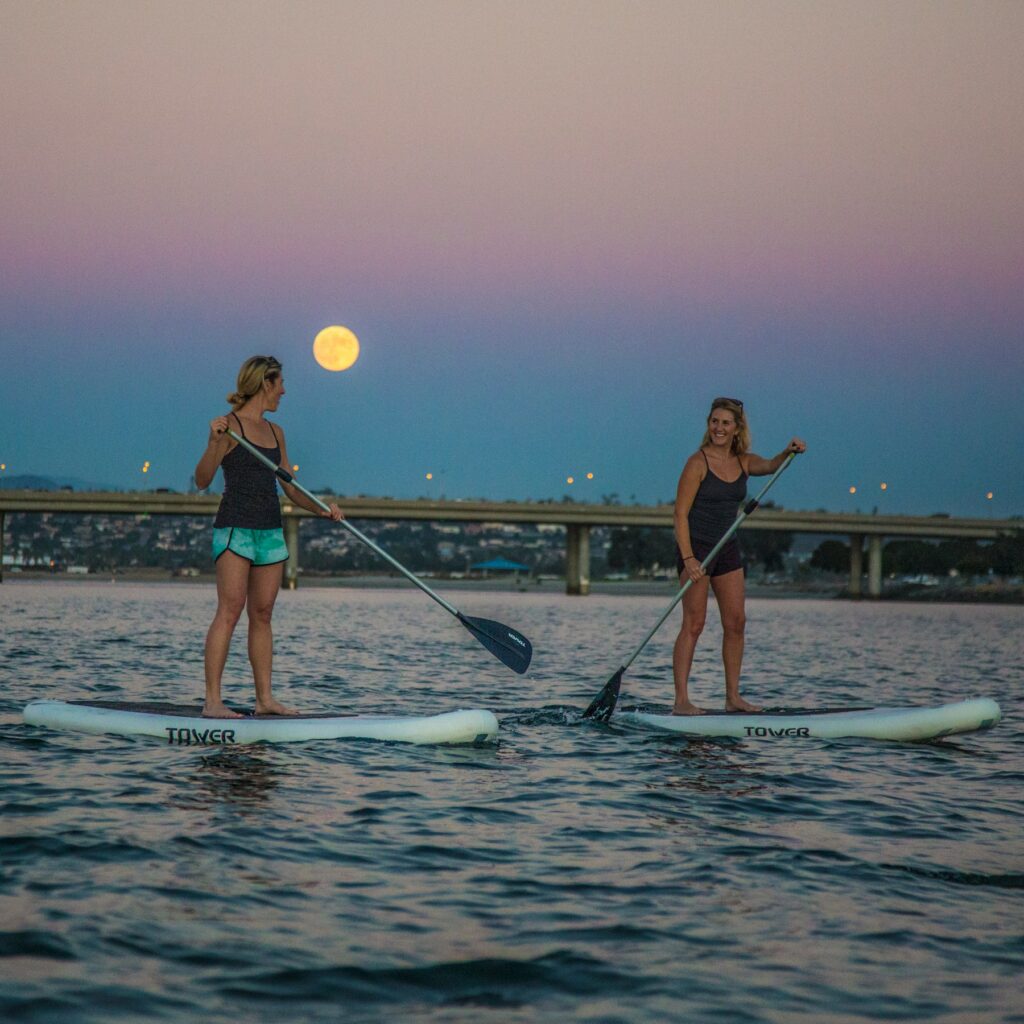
[313,325,360,372]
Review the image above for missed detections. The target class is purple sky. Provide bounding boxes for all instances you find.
[2,1,1022,515]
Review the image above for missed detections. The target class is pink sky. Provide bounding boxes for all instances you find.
[4,1,1021,317]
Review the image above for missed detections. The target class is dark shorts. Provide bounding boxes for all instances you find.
[676,535,744,578]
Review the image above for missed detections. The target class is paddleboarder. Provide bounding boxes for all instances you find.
[673,397,805,715]
[195,355,343,718]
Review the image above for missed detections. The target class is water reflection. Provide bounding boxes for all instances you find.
[647,738,769,799]
[183,749,284,811]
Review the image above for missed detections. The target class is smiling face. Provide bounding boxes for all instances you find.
[706,406,738,451]
[700,397,749,455]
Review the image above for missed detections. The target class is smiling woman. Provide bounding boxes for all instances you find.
[672,397,806,716]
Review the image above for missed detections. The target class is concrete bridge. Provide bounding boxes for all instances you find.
[0,489,1017,596]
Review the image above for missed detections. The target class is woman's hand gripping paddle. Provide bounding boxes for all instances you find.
[224,428,532,675]
[582,451,799,720]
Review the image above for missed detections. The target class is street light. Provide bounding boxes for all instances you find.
[424,469,446,499]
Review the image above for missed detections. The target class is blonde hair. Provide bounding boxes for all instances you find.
[227,356,282,411]
[700,397,750,456]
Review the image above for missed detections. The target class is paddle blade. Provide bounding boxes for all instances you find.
[458,614,533,675]
[582,668,625,721]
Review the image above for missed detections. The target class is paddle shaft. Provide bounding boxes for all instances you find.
[224,428,460,617]
[617,451,798,673]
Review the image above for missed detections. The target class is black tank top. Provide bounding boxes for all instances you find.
[213,414,283,529]
[687,450,747,542]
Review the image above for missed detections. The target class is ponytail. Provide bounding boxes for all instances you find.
[228,356,282,411]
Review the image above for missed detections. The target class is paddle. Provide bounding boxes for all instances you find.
[223,428,533,675]
[582,450,799,721]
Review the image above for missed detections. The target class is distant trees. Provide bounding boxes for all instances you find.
[990,530,1024,576]
[810,539,849,574]
[882,537,1023,577]
[739,504,793,572]
[806,531,1024,579]
[606,527,677,574]
[881,540,947,576]
[740,529,794,572]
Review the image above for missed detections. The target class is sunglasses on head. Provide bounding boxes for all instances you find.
[712,396,743,410]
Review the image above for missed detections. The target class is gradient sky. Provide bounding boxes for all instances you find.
[2,0,1022,516]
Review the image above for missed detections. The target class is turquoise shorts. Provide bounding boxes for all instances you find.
[212,527,289,566]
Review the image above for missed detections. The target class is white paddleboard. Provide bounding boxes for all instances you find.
[617,698,1001,742]
[22,700,499,747]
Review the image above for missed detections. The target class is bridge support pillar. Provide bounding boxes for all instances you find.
[867,535,883,598]
[566,524,590,595]
[284,514,300,589]
[848,534,863,597]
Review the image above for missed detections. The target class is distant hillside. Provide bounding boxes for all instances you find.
[0,474,117,491]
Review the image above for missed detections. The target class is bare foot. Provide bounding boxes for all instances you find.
[725,697,762,713]
[671,702,706,716]
[254,700,298,716]
[202,702,245,719]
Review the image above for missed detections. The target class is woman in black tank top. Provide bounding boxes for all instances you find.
[672,397,806,716]
[194,356,343,719]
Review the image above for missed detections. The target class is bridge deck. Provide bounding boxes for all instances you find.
[0,490,1016,539]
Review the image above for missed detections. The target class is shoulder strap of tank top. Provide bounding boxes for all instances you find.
[267,421,280,450]
[700,450,709,470]
[231,412,246,439]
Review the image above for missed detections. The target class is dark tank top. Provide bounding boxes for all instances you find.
[687,450,747,542]
[213,414,283,529]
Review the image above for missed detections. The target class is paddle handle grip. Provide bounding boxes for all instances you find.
[272,464,331,512]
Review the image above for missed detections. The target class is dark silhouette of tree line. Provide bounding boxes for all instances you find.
[812,532,1024,578]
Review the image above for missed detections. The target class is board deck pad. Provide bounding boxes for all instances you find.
[66,700,360,719]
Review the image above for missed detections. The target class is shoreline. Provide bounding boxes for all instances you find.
[3,569,1021,603]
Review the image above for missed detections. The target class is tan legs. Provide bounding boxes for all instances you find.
[203,553,291,717]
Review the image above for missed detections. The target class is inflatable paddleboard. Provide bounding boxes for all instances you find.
[617,698,1001,742]
[22,700,499,747]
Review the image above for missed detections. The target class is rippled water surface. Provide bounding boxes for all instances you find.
[1,581,1021,1023]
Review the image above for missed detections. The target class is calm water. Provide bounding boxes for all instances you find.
[1,581,1021,1023]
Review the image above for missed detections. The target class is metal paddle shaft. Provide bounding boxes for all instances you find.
[223,428,533,674]
[583,451,799,720]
